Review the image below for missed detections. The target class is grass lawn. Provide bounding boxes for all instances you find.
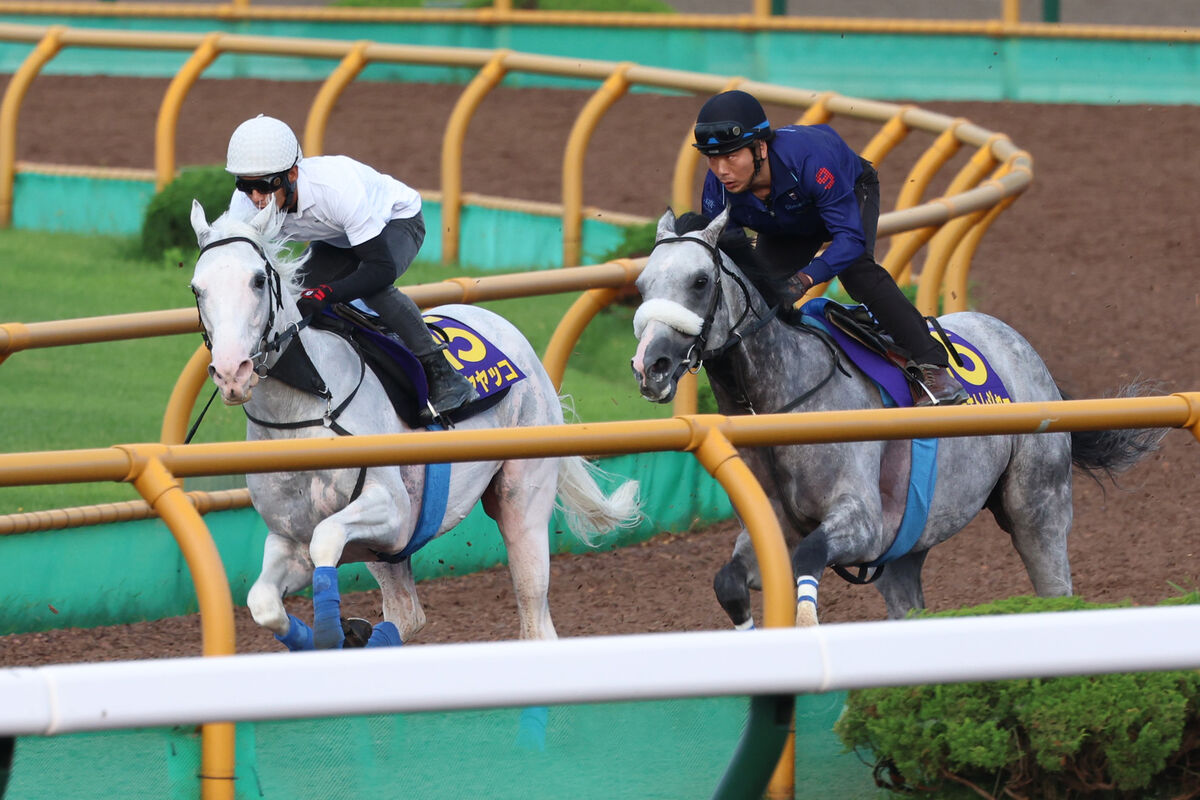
[0,229,684,514]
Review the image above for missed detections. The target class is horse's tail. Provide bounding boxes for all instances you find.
[555,456,642,547]
[1065,380,1169,484]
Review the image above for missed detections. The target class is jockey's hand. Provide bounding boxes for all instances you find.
[296,284,335,319]
[783,272,815,307]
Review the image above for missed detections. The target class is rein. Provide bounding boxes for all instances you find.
[649,234,772,386]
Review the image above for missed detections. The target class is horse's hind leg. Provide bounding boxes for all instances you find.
[366,560,426,643]
[988,443,1074,597]
[872,549,929,619]
[483,458,558,641]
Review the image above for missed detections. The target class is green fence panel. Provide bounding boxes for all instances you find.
[0,451,732,635]
[12,172,156,236]
[5,694,883,800]
[0,18,1194,103]
[9,174,636,268]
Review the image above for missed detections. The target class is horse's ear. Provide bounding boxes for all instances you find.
[701,206,731,246]
[190,199,211,245]
[655,207,677,242]
[249,201,284,241]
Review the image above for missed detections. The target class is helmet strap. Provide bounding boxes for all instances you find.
[750,140,765,179]
[282,169,298,213]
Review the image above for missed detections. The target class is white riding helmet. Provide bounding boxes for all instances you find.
[225,115,302,176]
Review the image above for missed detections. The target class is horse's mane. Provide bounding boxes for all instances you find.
[672,211,763,281]
[205,205,310,295]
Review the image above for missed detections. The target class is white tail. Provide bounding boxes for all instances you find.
[555,456,642,546]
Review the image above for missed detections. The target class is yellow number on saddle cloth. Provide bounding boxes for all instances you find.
[423,314,526,399]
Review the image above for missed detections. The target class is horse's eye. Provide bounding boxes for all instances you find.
[190,285,200,298]
[693,275,709,289]
[252,274,267,290]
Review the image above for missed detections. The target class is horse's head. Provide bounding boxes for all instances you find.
[631,207,759,403]
[189,199,297,405]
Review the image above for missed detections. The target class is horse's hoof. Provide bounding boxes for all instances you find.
[341,617,374,648]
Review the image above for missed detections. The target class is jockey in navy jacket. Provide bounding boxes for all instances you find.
[692,89,968,406]
[701,124,870,288]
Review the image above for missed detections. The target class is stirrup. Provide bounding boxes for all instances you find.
[418,399,454,429]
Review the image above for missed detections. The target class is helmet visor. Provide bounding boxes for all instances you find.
[693,119,769,155]
[235,172,287,196]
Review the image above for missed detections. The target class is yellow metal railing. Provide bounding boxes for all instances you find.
[0,22,1032,287]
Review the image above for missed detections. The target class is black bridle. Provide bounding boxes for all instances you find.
[193,235,309,370]
[647,233,845,415]
[648,234,776,382]
[189,236,366,456]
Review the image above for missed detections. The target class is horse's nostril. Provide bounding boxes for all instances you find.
[649,357,672,380]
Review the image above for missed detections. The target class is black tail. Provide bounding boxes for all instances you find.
[1066,381,1169,485]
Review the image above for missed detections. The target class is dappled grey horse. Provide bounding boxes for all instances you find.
[631,207,1164,628]
[190,200,640,650]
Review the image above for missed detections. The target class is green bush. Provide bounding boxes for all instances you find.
[140,165,232,261]
[835,594,1200,799]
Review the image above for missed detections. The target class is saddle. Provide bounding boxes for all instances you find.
[800,299,961,408]
[290,304,514,428]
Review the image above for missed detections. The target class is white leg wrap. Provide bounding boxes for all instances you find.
[734,618,756,632]
[796,574,819,627]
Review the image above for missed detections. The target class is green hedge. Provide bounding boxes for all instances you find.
[140,165,232,261]
[835,594,1200,799]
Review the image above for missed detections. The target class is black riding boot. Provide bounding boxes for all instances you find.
[418,345,479,421]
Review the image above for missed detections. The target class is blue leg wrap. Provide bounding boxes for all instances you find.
[275,614,314,652]
[516,706,549,752]
[365,621,403,648]
[312,566,344,650]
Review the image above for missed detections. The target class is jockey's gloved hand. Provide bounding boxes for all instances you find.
[296,284,336,319]
[783,272,815,307]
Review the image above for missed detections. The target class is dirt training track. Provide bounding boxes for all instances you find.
[0,76,1196,664]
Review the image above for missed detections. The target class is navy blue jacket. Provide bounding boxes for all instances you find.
[700,124,868,285]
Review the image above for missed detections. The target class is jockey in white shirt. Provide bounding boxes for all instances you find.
[226,114,476,421]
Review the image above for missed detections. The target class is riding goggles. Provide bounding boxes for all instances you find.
[693,119,770,154]
[235,172,287,196]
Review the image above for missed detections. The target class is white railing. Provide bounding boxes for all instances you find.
[5,604,1200,736]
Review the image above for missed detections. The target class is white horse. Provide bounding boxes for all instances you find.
[189,200,640,650]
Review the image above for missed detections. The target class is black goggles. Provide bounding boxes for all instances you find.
[235,173,287,196]
[693,119,769,152]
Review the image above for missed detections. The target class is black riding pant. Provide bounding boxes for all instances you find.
[753,162,948,366]
[302,212,440,358]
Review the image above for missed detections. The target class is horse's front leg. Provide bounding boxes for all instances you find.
[309,480,404,650]
[790,495,883,627]
[247,532,316,650]
[714,528,759,631]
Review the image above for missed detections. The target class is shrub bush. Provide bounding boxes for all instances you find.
[140,165,232,261]
[835,594,1200,799]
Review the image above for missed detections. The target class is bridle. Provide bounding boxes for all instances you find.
[190,235,366,439]
[193,235,309,374]
[647,234,776,383]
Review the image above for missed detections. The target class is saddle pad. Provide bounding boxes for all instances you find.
[799,297,1012,407]
[422,314,528,399]
[320,306,527,426]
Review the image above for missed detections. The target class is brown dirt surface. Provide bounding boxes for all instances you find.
[0,76,1196,666]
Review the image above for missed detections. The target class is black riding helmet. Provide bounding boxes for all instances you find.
[692,90,772,156]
